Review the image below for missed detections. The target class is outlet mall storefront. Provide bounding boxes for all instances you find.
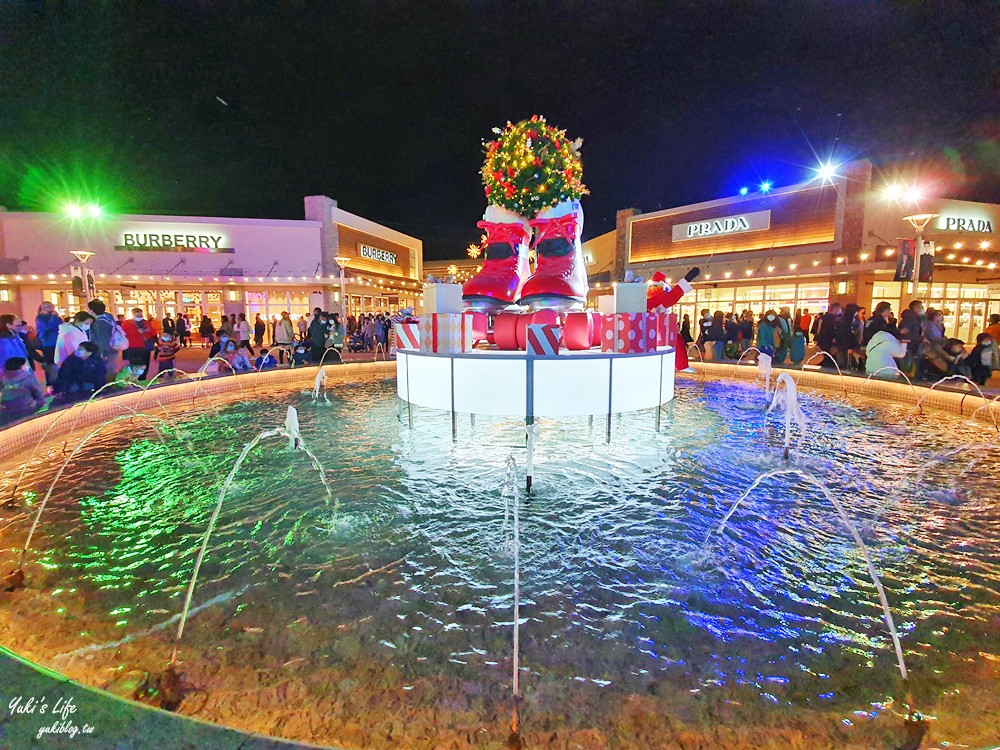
[620,160,1000,342]
[0,196,423,327]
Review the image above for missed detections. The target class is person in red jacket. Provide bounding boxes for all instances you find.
[647,267,699,372]
[121,307,157,380]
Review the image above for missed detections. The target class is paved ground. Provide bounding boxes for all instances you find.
[0,646,332,750]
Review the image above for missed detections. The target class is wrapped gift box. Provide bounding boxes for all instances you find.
[423,283,464,314]
[600,313,657,354]
[613,282,649,314]
[526,323,561,356]
[419,313,474,353]
[394,322,420,350]
[649,312,668,348]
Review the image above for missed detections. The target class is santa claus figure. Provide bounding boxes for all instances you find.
[647,267,700,372]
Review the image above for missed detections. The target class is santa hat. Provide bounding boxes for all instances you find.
[650,271,667,283]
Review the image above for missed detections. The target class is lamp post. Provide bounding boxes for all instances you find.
[333,256,351,320]
[902,213,939,296]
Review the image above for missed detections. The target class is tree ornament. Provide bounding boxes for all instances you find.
[480,117,587,217]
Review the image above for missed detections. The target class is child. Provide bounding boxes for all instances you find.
[1,357,45,422]
[254,348,278,370]
[156,333,181,376]
[53,341,105,402]
[291,344,310,367]
[224,341,253,373]
[114,362,147,388]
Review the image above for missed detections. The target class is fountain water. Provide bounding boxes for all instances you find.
[912,374,999,433]
[500,456,523,748]
[168,406,332,679]
[861,440,998,535]
[800,350,850,396]
[732,345,762,376]
[709,468,909,679]
[9,411,178,589]
[312,367,331,405]
[859,366,920,402]
[765,373,807,460]
[524,422,538,495]
[685,342,704,365]
[705,468,920,735]
[756,351,772,402]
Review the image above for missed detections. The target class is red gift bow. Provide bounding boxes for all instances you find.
[477,220,530,250]
[529,213,578,246]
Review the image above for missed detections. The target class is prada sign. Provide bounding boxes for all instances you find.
[359,243,397,265]
[116,232,234,253]
[672,210,771,242]
[937,215,994,234]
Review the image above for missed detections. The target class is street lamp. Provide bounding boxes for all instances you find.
[333,256,351,319]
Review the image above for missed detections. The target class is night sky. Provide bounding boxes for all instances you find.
[2,1,999,259]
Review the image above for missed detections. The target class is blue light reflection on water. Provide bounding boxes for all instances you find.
[4,376,998,715]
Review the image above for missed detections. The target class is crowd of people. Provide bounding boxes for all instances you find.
[684,302,999,384]
[0,303,405,424]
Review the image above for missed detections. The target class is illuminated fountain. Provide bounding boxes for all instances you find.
[0,370,996,748]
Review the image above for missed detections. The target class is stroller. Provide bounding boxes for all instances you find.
[347,329,365,353]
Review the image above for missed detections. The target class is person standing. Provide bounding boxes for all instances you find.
[756,310,778,357]
[161,312,176,336]
[797,308,812,344]
[87,298,121,379]
[253,313,266,348]
[155,331,181,377]
[307,307,326,361]
[0,314,31,367]
[176,313,190,347]
[329,312,345,357]
[680,314,693,344]
[297,315,308,342]
[121,307,157,380]
[273,311,295,364]
[199,315,215,347]
[772,307,793,365]
[55,311,94,366]
[34,301,61,385]
[897,300,925,377]
[236,312,253,355]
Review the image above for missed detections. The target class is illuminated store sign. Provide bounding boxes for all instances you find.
[359,243,397,264]
[116,232,234,253]
[672,210,771,241]
[937,215,994,233]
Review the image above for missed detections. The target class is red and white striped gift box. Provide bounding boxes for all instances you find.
[393,322,420,350]
[526,323,561,356]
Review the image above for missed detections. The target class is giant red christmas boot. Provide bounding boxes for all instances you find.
[518,199,589,311]
[462,204,532,313]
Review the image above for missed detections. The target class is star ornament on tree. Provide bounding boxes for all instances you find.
[467,243,482,259]
[447,264,459,277]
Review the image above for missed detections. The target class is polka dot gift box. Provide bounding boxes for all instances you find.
[599,313,658,354]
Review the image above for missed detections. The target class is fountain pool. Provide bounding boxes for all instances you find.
[0,375,997,749]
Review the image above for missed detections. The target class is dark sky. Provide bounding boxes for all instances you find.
[2,1,999,260]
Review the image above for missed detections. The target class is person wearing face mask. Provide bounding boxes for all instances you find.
[155,332,181,377]
[34,302,62,386]
[965,333,996,385]
[756,309,779,357]
[0,313,32,370]
[209,330,231,359]
[224,341,253,373]
[291,343,311,367]
[121,308,157,380]
[53,341,105,401]
[54,311,94,367]
[114,361,148,388]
